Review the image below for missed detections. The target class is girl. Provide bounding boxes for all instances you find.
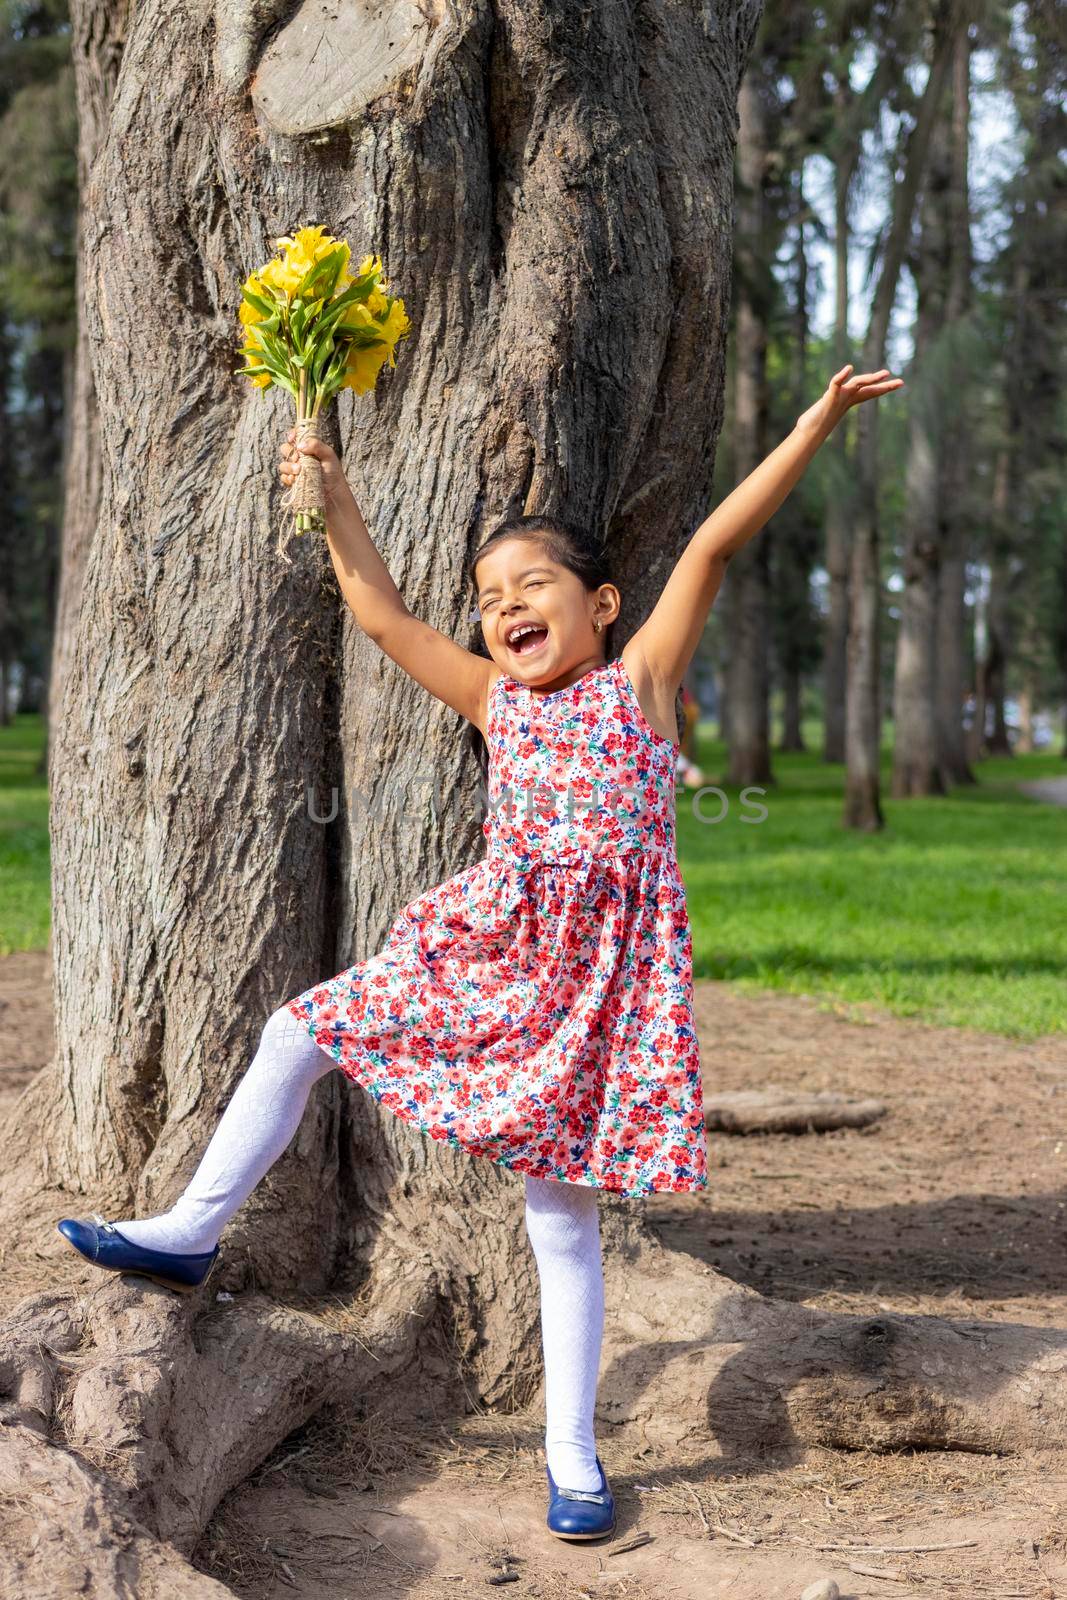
[58,362,901,1542]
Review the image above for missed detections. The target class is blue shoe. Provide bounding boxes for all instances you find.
[545,1454,616,1542]
[56,1214,219,1293]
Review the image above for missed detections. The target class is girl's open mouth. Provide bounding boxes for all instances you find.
[506,623,549,657]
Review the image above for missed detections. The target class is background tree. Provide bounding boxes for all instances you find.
[773,165,824,752]
[722,0,834,778]
[0,0,76,749]
[843,0,960,829]
[819,0,905,765]
[973,0,1067,757]
[722,56,776,785]
[892,17,978,795]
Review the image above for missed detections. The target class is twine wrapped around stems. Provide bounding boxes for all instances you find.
[277,412,327,565]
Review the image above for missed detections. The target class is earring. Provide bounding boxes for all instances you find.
[593,618,602,633]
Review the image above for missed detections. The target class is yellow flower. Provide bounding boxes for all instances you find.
[274,226,351,291]
[380,296,411,360]
[341,295,411,393]
[239,272,265,323]
[275,225,340,261]
[339,300,376,332]
[259,255,305,298]
[236,232,409,399]
[236,332,271,388]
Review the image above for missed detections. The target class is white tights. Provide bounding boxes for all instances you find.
[109,1005,605,1491]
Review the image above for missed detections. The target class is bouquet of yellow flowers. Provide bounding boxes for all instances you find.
[236,225,411,556]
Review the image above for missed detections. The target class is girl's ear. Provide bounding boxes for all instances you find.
[597,583,622,624]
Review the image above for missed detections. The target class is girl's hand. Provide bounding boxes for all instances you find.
[796,364,904,438]
[277,428,352,513]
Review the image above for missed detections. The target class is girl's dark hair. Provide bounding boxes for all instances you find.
[466,514,618,661]
[463,514,618,782]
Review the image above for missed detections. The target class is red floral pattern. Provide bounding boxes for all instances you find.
[286,655,707,1196]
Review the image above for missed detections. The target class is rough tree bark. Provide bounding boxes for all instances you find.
[981,545,1018,755]
[724,66,773,787]
[776,165,820,755]
[843,0,957,830]
[892,49,958,798]
[973,252,1030,761]
[47,1,130,739]
[0,321,13,731]
[819,38,900,768]
[822,84,854,767]
[933,18,976,788]
[1,3,1063,1593]
[969,444,1013,762]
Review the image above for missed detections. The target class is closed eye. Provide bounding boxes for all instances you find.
[479,581,544,612]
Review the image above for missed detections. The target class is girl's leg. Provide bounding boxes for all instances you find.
[109,1007,337,1255]
[523,1172,605,1493]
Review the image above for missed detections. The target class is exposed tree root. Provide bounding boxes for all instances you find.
[599,1229,1067,1459]
[0,1257,439,1595]
[0,1421,236,1599]
[704,1087,887,1134]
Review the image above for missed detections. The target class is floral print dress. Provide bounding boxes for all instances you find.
[286,654,707,1196]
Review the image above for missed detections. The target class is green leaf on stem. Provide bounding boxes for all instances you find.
[293,246,347,304]
[241,285,277,319]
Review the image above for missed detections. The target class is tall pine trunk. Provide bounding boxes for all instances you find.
[777,166,817,755]
[843,2,957,830]
[934,21,976,788]
[724,69,772,787]
[822,119,852,765]
[892,49,959,798]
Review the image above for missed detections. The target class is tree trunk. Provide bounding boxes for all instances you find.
[0,319,13,732]
[982,549,1015,756]
[936,525,979,775]
[969,446,1007,762]
[893,421,944,795]
[974,237,1030,770]
[822,80,855,767]
[1016,675,1035,753]
[843,2,957,831]
[0,0,785,1580]
[776,167,817,756]
[934,19,976,790]
[892,49,958,799]
[724,69,772,788]
[46,3,128,744]
[781,670,803,753]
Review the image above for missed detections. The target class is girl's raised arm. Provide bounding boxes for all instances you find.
[280,433,498,735]
[626,364,903,704]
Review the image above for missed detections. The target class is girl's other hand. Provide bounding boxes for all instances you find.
[277,427,351,512]
[796,364,904,438]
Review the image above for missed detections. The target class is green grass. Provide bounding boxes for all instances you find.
[0,714,50,955]
[677,721,1067,1040]
[3,712,1065,1038]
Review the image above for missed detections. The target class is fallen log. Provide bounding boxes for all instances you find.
[704,1086,887,1135]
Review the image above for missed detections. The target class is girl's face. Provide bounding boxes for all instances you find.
[473,539,620,691]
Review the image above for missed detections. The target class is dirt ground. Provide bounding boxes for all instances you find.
[2,949,1065,1599]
